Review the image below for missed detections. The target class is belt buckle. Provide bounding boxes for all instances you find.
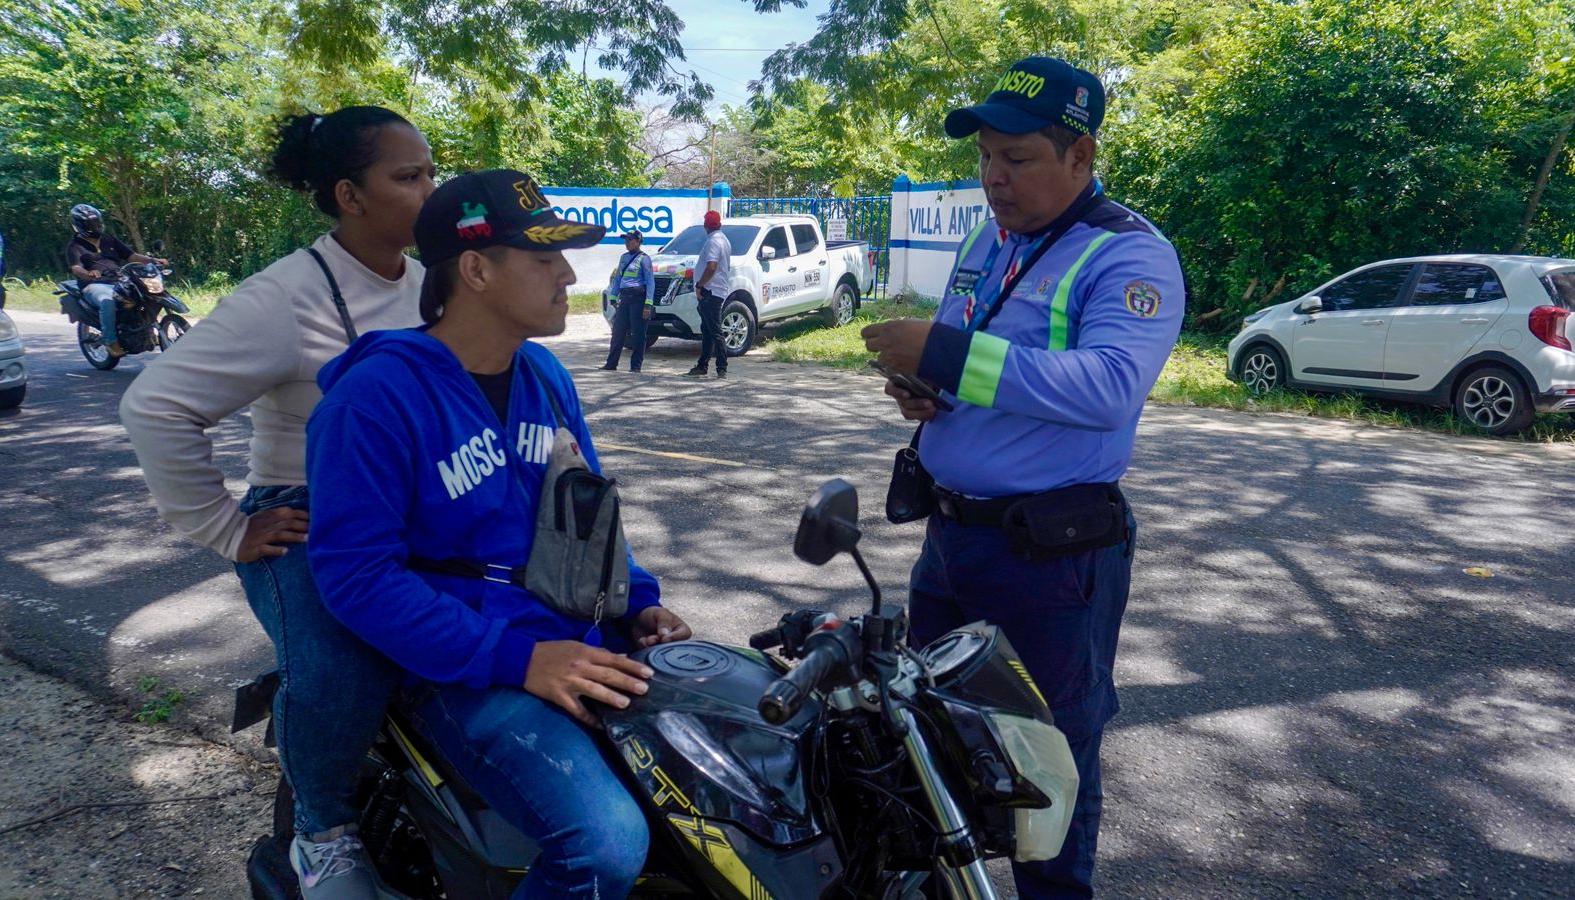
[482,564,514,586]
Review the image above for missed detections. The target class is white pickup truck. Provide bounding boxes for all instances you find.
[603,214,876,356]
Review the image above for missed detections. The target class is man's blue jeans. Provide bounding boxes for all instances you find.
[235,485,401,837]
[83,283,119,345]
[400,683,650,898]
[908,508,1137,899]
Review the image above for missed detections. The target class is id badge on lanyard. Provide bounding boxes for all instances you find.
[962,235,1039,334]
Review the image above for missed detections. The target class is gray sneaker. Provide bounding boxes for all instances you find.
[289,831,383,899]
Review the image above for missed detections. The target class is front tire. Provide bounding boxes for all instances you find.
[158,314,190,350]
[0,384,24,409]
[823,281,858,327]
[720,299,756,357]
[1239,344,1285,395]
[78,322,120,370]
[1454,366,1534,436]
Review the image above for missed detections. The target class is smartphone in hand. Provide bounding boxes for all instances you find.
[868,360,955,412]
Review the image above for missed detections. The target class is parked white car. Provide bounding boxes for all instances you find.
[0,308,27,409]
[604,215,875,356]
[1228,254,1575,435]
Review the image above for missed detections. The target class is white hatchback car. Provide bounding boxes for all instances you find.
[1227,255,1575,435]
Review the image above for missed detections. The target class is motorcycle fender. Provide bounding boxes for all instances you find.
[159,294,190,314]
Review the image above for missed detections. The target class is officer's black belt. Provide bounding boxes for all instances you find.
[932,481,1128,559]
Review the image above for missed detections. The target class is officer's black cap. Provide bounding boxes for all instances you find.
[620,230,642,240]
[945,57,1105,140]
[415,169,604,321]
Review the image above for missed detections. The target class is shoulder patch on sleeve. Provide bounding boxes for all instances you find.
[1123,280,1162,318]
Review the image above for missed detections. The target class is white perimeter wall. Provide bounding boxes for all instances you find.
[886,178,988,300]
[545,187,729,292]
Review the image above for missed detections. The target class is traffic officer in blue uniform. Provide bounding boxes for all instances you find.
[602,228,656,372]
[864,57,1184,897]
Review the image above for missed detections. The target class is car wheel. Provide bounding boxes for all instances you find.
[78,322,120,370]
[158,314,190,350]
[0,383,24,409]
[644,332,659,350]
[1239,344,1285,395]
[1454,366,1534,436]
[823,282,858,327]
[720,299,756,357]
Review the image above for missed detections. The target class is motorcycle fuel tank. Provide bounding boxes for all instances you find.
[603,641,843,900]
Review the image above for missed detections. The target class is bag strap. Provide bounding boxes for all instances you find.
[975,187,1104,334]
[517,348,568,428]
[304,247,358,343]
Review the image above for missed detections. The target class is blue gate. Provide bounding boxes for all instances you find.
[728,195,890,296]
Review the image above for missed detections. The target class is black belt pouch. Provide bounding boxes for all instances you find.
[886,426,936,524]
[1002,483,1126,560]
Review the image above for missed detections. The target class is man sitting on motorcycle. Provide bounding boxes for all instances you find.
[304,169,692,899]
[65,203,165,357]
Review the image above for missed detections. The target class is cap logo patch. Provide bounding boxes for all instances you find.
[456,202,492,240]
[994,69,1046,98]
[524,223,594,244]
[1124,280,1162,318]
[1075,86,1089,108]
[512,177,549,212]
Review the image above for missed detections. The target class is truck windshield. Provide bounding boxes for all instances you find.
[661,225,759,256]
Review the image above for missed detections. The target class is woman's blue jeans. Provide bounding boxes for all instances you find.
[234,485,401,838]
[401,683,650,898]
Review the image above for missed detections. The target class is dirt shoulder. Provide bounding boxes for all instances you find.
[0,652,276,899]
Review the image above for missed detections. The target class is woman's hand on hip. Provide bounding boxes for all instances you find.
[525,642,653,726]
[235,507,309,563]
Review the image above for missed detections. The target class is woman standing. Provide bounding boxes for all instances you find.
[121,106,437,899]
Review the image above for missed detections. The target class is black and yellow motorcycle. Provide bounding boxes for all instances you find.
[236,480,1080,899]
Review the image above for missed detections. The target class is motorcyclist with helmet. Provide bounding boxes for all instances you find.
[66,203,166,357]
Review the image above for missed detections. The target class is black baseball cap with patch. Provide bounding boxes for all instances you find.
[415,169,605,320]
[944,56,1105,139]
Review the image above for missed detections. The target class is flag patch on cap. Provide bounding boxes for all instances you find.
[456,202,491,240]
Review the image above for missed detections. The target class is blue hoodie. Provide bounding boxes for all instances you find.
[305,328,661,690]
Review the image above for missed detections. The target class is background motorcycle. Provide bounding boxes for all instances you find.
[237,480,1080,899]
[54,239,190,370]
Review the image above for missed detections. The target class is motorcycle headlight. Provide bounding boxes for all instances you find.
[986,712,1079,863]
[141,275,164,294]
[0,312,17,342]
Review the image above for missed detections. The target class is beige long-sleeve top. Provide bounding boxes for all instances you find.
[120,233,424,561]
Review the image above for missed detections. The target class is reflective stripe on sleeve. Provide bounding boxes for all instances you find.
[958,331,1011,408]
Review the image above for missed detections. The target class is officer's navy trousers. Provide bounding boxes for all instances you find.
[908,508,1137,899]
[605,287,649,371]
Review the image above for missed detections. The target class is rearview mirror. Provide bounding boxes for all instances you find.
[794,479,861,566]
[760,246,777,261]
[151,239,164,253]
[1296,296,1323,314]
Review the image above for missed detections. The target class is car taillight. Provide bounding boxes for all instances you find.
[1529,305,1572,351]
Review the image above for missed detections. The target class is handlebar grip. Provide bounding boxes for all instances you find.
[758,643,841,725]
[748,628,782,651]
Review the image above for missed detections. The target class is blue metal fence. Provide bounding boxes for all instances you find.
[728,195,891,295]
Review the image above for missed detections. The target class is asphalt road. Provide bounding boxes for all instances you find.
[1,308,1572,897]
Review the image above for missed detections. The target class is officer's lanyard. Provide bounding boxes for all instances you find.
[962,186,1104,334]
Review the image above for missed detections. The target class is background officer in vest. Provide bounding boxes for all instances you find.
[601,229,655,372]
[863,57,1184,898]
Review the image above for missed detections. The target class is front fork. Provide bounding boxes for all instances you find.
[897,707,997,900]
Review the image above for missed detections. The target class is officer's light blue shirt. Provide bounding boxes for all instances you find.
[915,183,1184,497]
[608,251,655,305]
